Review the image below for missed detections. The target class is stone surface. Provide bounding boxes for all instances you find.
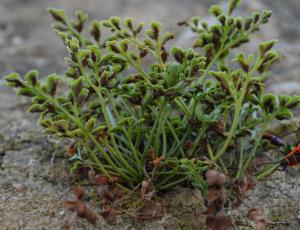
[1,0,300,229]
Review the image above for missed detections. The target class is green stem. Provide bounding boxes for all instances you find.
[101,137,139,178]
[255,163,279,180]
[236,140,244,180]
[80,140,111,178]
[156,170,179,187]
[154,107,166,158]
[166,120,185,157]
[108,96,121,120]
[86,76,138,177]
[125,132,144,175]
[214,58,263,161]
[187,126,206,157]
[157,176,188,190]
[207,143,215,161]
[118,51,151,84]
[33,87,134,181]
[162,125,167,157]
[169,126,192,157]
[194,26,229,85]
[143,98,166,158]
[154,39,166,71]
[194,30,252,85]
[135,125,142,150]
[214,91,246,161]
[241,119,269,174]
[175,98,192,116]
[129,34,165,71]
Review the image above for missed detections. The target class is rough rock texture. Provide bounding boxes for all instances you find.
[1,0,300,229]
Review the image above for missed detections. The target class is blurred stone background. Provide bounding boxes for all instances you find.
[1,0,300,124]
[1,0,300,126]
[1,0,300,229]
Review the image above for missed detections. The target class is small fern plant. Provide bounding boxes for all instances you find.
[4,0,300,193]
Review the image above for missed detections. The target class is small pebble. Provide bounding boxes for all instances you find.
[13,183,27,193]
[205,169,218,186]
[12,36,23,45]
[59,210,65,216]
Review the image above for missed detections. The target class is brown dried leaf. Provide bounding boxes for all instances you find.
[204,205,216,216]
[109,176,119,184]
[76,200,87,217]
[248,208,267,230]
[218,187,227,208]
[67,143,76,156]
[61,219,74,230]
[63,186,98,225]
[63,200,78,210]
[111,187,123,199]
[150,156,164,166]
[232,177,256,209]
[205,186,227,215]
[84,207,98,225]
[212,119,227,136]
[74,185,85,200]
[207,188,219,204]
[136,200,165,222]
[96,186,114,203]
[88,170,109,185]
[243,177,256,193]
[206,215,233,230]
[101,208,117,225]
[88,170,118,185]
[76,201,97,225]
[232,198,242,210]
[96,185,122,207]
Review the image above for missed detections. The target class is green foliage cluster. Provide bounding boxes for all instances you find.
[4,0,300,192]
